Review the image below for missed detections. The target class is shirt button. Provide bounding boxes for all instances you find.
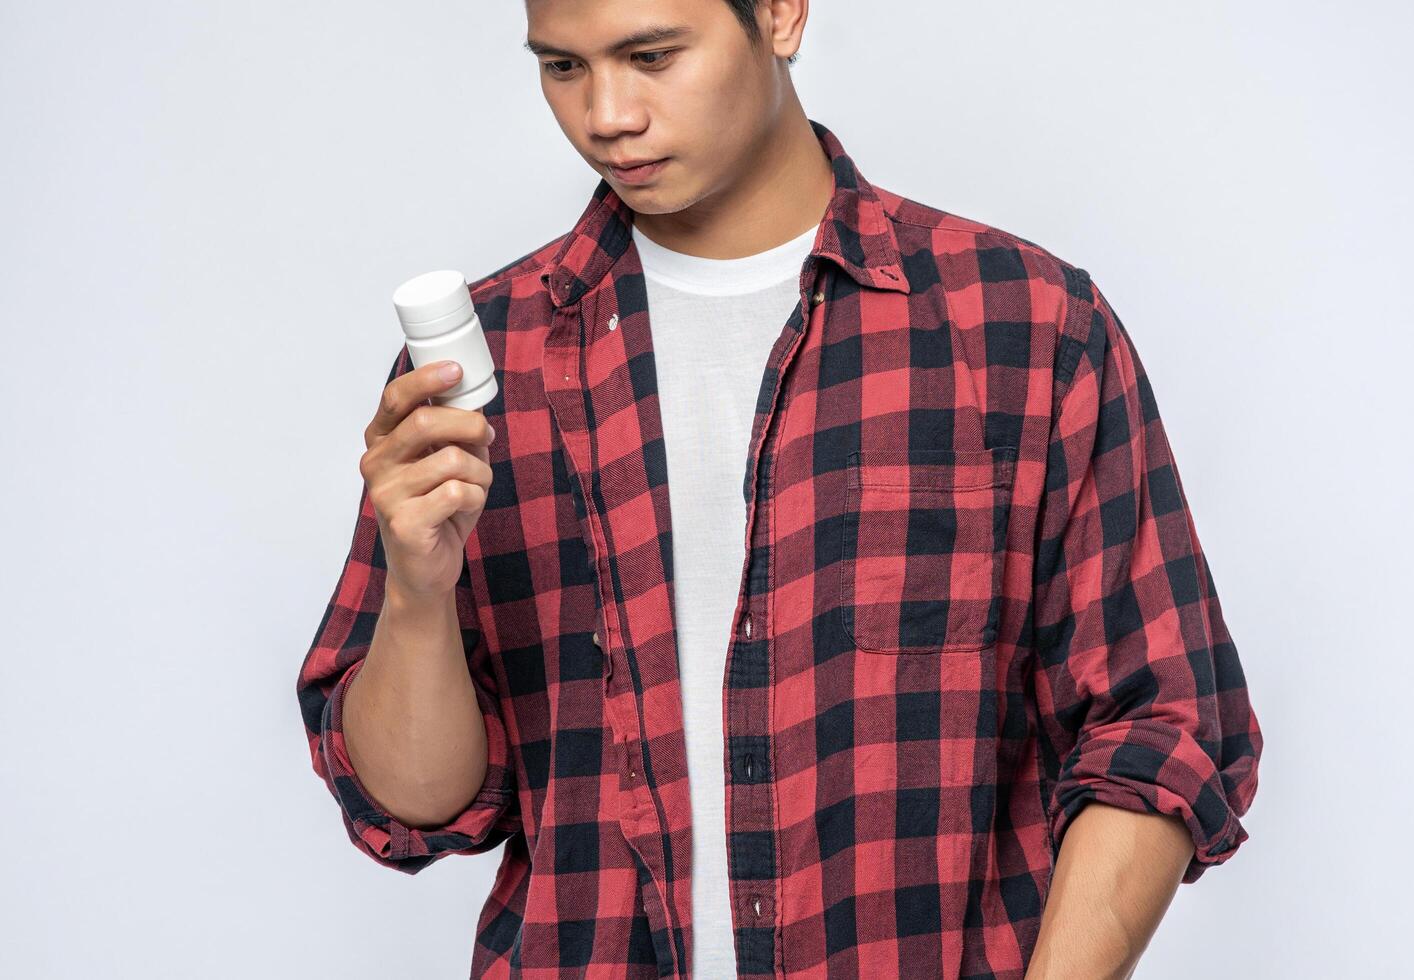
[743,614,752,639]
[592,630,602,648]
[752,895,762,917]
[811,290,825,305]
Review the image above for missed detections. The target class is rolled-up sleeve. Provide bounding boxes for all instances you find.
[1031,269,1263,885]
[294,346,521,874]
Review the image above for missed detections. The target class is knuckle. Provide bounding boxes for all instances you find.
[367,483,388,518]
[436,444,460,468]
[380,385,399,418]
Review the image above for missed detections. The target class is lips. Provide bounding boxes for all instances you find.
[604,157,668,184]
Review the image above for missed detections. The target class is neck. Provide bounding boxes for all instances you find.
[631,106,834,260]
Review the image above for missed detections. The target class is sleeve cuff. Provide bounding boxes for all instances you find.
[1046,718,1253,884]
[318,656,520,873]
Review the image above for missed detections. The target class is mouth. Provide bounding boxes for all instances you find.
[603,157,669,184]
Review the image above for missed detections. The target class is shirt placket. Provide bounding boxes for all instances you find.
[726,264,829,977]
[541,274,693,979]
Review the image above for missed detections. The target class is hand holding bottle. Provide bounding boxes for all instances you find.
[359,359,496,601]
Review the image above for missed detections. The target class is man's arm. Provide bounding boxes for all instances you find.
[342,575,490,829]
[1024,802,1193,980]
[295,344,520,873]
[1027,267,1263,962]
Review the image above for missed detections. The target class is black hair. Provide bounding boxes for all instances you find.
[722,0,800,65]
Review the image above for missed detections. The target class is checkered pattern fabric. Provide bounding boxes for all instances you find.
[296,118,1262,979]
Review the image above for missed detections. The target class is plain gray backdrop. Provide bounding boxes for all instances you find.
[3,1,1410,976]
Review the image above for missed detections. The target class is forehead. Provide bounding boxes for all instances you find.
[524,0,720,45]
[524,3,733,64]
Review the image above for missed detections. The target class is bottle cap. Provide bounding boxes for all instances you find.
[392,270,473,338]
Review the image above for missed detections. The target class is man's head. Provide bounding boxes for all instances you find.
[523,0,809,218]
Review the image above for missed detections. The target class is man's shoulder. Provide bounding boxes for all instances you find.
[876,185,1090,300]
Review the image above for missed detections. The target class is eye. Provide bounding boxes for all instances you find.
[541,49,677,80]
[634,49,675,68]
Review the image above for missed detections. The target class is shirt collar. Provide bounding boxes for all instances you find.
[538,117,911,308]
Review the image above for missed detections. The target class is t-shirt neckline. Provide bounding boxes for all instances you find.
[630,220,820,296]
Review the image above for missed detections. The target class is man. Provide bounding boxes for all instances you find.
[295,1,1263,977]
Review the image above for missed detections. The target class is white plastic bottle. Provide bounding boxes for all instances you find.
[391,270,498,411]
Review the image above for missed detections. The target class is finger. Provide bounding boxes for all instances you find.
[392,444,494,504]
[406,478,488,533]
[389,403,494,465]
[366,359,465,444]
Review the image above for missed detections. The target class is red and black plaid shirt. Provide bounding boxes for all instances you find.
[297,118,1262,979]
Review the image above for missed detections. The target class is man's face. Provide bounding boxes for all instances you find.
[524,0,783,216]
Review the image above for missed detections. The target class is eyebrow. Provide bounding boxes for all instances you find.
[523,25,693,59]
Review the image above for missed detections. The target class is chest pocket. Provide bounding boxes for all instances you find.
[838,445,1018,654]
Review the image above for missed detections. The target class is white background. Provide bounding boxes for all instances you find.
[2,1,1410,976]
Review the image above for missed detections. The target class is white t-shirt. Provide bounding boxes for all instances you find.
[630,219,819,978]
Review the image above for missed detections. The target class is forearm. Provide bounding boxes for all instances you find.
[341,578,489,828]
[1025,801,1193,980]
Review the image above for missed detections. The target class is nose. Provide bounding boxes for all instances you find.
[585,69,646,141]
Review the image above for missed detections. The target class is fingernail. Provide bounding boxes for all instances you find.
[487,423,496,442]
[439,362,461,382]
